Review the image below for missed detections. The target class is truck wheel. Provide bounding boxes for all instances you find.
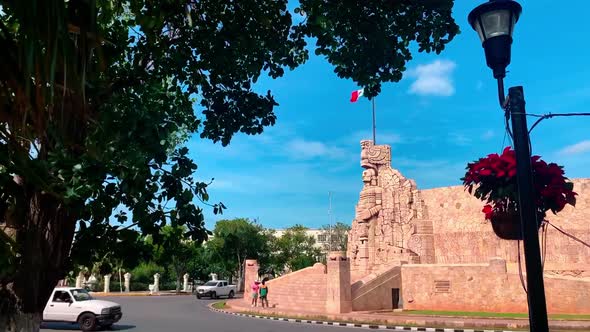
[211,291,217,299]
[196,294,201,299]
[78,313,97,331]
[228,290,235,299]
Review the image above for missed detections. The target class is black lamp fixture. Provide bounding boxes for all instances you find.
[468,2,550,332]
[468,0,522,80]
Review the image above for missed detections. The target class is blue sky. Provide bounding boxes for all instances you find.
[189,0,590,231]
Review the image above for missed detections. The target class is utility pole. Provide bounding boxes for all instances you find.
[328,191,332,252]
[371,98,376,144]
[508,86,549,332]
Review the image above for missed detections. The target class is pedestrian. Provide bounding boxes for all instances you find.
[259,279,269,308]
[251,280,260,307]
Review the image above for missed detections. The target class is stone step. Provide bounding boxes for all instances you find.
[272,304,326,312]
[270,279,326,284]
[267,299,326,306]
[268,285,328,293]
[270,284,327,289]
[269,291,326,297]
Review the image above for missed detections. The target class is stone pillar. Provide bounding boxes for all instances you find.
[75,272,85,288]
[104,274,111,293]
[153,273,160,292]
[209,273,218,281]
[183,273,189,292]
[413,218,435,264]
[326,251,352,314]
[243,259,259,304]
[124,272,131,292]
[88,274,97,291]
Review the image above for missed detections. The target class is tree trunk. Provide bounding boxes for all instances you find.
[176,276,181,293]
[2,312,43,332]
[2,190,78,332]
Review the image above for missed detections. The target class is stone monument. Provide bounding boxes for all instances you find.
[183,273,189,292]
[124,272,131,292]
[347,140,435,280]
[153,273,160,292]
[104,274,111,293]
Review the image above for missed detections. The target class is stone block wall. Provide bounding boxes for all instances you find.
[420,178,590,270]
[244,259,259,303]
[263,263,328,312]
[351,265,401,312]
[401,258,590,314]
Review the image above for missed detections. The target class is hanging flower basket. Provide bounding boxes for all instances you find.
[487,209,545,240]
[462,147,577,240]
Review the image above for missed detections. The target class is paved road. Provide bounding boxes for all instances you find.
[40,295,385,332]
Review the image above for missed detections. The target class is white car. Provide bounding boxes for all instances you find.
[195,280,236,299]
[43,287,122,331]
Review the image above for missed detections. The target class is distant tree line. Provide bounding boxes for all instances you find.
[70,218,350,292]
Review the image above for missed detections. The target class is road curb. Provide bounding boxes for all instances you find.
[208,304,517,332]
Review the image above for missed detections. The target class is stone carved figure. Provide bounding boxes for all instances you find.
[124,272,131,292]
[153,273,160,292]
[183,273,190,292]
[104,274,111,293]
[351,167,382,271]
[75,272,85,289]
[348,140,434,280]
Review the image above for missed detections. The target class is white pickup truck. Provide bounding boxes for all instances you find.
[43,287,122,331]
[195,280,236,299]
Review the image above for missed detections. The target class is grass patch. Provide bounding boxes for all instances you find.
[212,301,227,310]
[391,310,590,320]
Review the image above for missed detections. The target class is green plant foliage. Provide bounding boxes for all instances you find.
[130,262,166,285]
[207,218,270,282]
[319,222,351,252]
[272,225,322,272]
[0,0,459,326]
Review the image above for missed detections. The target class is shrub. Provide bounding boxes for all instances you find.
[130,262,165,284]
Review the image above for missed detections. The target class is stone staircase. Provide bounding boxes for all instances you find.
[264,263,327,312]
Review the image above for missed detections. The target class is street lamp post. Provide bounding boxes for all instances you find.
[468,1,549,332]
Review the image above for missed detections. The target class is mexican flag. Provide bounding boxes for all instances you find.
[350,88,364,103]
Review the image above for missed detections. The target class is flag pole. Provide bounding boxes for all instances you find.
[372,98,376,144]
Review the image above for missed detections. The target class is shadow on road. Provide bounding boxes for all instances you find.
[41,322,136,331]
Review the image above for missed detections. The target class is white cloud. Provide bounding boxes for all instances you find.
[559,140,590,156]
[348,130,402,145]
[476,80,484,91]
[448,132,471,146]
[394,158,466,189]
[287,138,346,160]
[482,129,495,140]
[408,60,456,97]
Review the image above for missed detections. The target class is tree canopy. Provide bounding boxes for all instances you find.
[0,0,458,330]
[319,222,351,252]
[272,225,321,272]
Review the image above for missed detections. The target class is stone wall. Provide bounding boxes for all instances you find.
[421,178,590,273]
[401,258,590,314]
[263,263,328,312]
[351,265,401,311]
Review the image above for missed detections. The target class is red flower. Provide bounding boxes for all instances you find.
[482,204,494,220]
[479,169,492,176]
[463,147,575,221]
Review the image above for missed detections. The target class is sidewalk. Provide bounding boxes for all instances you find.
[225,299,590,331]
